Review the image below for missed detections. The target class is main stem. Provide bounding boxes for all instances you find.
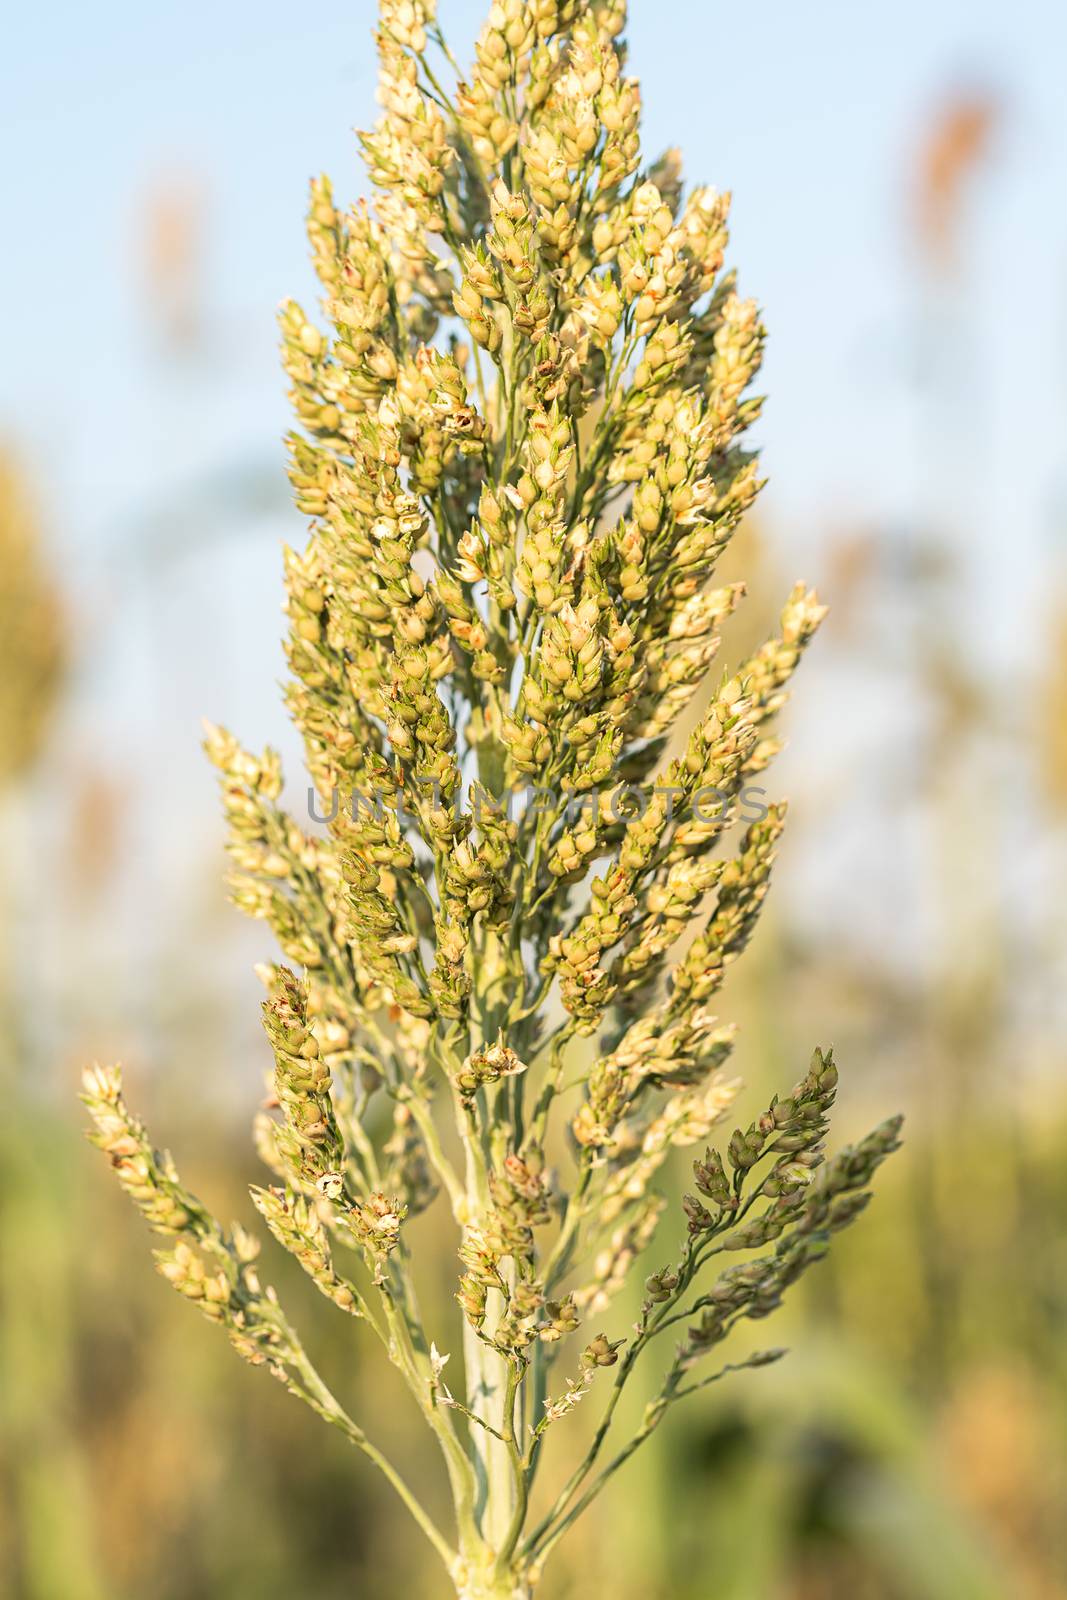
[455,1566,533,1600]
[460,925,527,1585]
[461,1291,515,1546]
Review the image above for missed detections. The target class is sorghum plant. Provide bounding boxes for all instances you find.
[85,4,901,1595]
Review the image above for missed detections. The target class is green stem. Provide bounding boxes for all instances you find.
[460,930,523,1552]
[399,1087,466,1216]
[280,1320,457,1573]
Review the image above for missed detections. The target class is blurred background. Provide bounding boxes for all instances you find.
[2,0,1066,1595]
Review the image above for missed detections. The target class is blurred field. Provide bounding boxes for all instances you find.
[3,6,1067,1598]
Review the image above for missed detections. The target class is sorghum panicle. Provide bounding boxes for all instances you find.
[86,4,901,1595]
